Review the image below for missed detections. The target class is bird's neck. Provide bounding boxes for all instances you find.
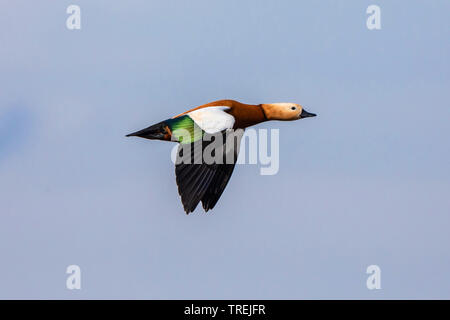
[231,103,267,129]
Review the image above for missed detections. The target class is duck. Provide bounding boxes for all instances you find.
[127,99,316,214]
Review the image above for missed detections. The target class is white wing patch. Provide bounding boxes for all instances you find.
[187,106,235,134]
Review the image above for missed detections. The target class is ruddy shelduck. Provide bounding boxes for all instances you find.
[127,99,316,214]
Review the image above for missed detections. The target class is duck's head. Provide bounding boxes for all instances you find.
[261,103,316,121]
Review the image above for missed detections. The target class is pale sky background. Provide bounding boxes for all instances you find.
[1,0,449,299]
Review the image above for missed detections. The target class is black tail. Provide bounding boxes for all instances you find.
[126,121,168,140]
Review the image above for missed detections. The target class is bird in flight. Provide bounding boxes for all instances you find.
[127,99,316,214]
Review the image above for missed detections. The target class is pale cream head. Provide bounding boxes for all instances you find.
[261,103,316,121]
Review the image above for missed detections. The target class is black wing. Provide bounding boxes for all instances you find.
[175,130,243,214]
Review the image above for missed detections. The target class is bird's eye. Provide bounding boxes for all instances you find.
[291,106,297,110]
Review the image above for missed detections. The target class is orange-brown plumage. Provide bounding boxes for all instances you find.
[174,100,267,129]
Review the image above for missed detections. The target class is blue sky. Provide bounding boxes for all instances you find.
[0,0,449,298]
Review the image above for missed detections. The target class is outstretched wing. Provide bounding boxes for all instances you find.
[175,129,243,214]
[200,161,237,212]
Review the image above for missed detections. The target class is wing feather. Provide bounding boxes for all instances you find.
[175,130,243,213]
[187,106,235,134]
